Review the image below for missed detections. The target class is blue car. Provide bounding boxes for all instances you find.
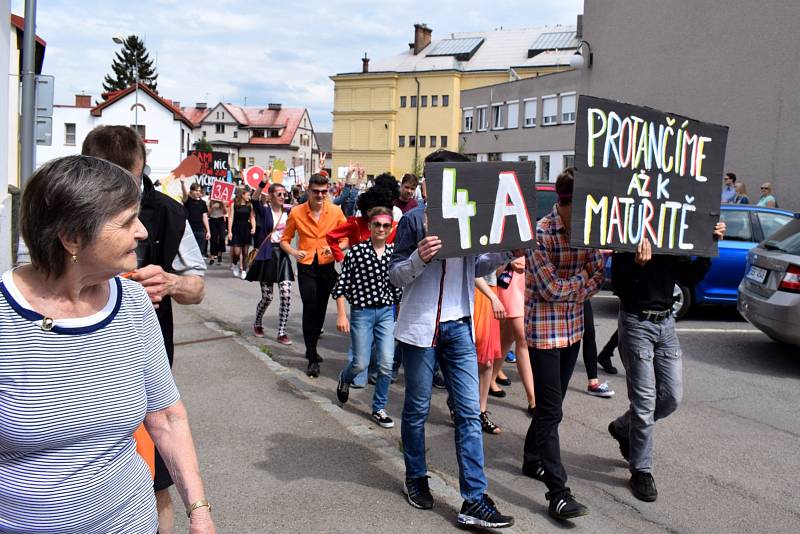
[604,204,796,318]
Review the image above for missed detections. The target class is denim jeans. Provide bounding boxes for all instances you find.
[341,306,394,413]
[612,311,683,473]
[400,319,487,502]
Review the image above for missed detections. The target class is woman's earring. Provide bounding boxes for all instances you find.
[71,254,78,263]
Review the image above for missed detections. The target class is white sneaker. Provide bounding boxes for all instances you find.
[232,265,241,278]
[240,270,247,280]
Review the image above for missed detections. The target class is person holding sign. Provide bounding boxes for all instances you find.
[521,168,604,521]
[608,221,725,502]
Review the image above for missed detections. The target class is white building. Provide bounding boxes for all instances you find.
[37,84,195,180]
[1,7,13,271]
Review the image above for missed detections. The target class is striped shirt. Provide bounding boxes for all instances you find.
[0,271,180,533]
[525,206,604,349]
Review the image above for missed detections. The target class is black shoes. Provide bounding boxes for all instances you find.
[488,387,506,398]
[480,411,502,435]
[608,422,630,461]
[496,376,511,386]
[336,374,350,403]
[432,370,446,389]
[458,494,514,529]
[306,362,320,378]
[548,490,588,520]
[404,476,434,509]
[598,349,618,374]
[522,460,545,482]
[630,471,658,502]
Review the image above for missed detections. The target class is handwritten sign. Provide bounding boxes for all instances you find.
[425,161,536,258]
[571,96,728,257]
[210,180,235,203]
[188,150,230,191]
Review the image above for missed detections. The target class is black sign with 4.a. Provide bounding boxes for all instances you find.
[425,161,537,258]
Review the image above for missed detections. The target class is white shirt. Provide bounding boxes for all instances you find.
[439,257,471,322]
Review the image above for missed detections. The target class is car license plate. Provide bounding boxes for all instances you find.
[746,265,767,284]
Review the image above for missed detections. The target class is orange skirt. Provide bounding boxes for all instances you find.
[133,424,155,479]
[474,287,503,365]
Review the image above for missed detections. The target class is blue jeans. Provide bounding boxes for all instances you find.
[612,312,683,473]
[341,306,394,412]
[400,319,487,502]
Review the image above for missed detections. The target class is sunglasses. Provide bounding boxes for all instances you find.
[761,187,769,190]
[273,191,287,197]
[371,222,392,229]
[310,189,328,195]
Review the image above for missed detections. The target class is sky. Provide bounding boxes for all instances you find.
[12,0,583,132]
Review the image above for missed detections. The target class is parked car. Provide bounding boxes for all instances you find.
[738,214,800,345]
[604,204,795,318]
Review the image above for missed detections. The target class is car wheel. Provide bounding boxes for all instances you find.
[672,283,692,319]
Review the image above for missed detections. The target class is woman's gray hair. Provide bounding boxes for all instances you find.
[20,155,141,278]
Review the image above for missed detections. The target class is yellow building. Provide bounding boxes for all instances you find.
[330,23,579,179]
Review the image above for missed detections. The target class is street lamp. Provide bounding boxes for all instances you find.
[112,36,140,132]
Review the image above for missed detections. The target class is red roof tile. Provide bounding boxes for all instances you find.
[91,84,194,128]
[10,14,46,46]
[181,107,212,127]
[218,104,307,146]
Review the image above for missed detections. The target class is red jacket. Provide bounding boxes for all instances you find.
[327,216,397,262]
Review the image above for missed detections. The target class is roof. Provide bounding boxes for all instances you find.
[201,104,308,146]
[91,84,194,128]
[316,132,332,154]
[338,25,577,75]
[10,14,46,46]
[182,106,212,127]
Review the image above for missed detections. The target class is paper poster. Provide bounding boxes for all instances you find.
[210,180,236,203]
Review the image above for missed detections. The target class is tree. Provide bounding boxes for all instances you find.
[103,35,158,94]
[193,137,213,152]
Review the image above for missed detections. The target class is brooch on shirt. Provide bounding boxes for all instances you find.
[41,317,55,331]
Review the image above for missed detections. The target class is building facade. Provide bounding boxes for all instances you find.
[460,69,579,182]
[579,1,800,210]
[331,23,579,180]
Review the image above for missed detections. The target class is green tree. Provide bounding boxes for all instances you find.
[193,137,213,152]
[103,35,158,94]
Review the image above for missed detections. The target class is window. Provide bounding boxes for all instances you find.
[462,108,473,132]
[400,96,407,108]
[215,124,225,134]
[64,123,76,145]
[410,96,417,108]
[180,129,184,152]
[561,93,576,123]
[419,136,426,147]
[542,96,558,125]
[202,130,207,137]
[233,130,238,138]
[442,95,449,106]
[399,135,405,147]
[518,155,528,162]
[488,153,501,161]
[409,135,416,147]
[267,129,280,138]
[248,157,255,166]
[476,107,488,131]
[421,95,427,107]
[719,210,752,241]
[540,155,550,181]
[563,155,575,169]
[430,136,437,147]
[524,98,536,127]
[131,124,146,138]
[432,95,439,107]
[440,135,448,147]
[756,212,792,240]
[507,101,519,129]
[252,129,264,138]
[491,104,503,129]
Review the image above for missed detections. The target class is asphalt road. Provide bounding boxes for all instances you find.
[171,263,800,533]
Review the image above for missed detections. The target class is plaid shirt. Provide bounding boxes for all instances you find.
[525,206,604,349]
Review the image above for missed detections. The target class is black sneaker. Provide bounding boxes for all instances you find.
[608,422,630,461]
[548,490,588,520]
[458,494,514,528]
[404,476,434,509]
[306,362,320,378]
[630,471,658,502]
[371,409,394,428]
[336,374,350,403]
[597,349,618,374]
[522,460,545,482]
[432,370,446,389]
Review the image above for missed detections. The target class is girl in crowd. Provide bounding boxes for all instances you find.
[207,197,227,265]
[227,187,255,279]
[247,183,294,345]
[474,274,506,434]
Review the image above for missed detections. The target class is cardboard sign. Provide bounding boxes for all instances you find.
[243,166,266,189]
[571,96,728,257]
[210,180,236,203]
[425,161,536,258]
[188,150,230,192]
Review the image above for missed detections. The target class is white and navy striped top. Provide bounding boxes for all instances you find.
[0,270,180,533]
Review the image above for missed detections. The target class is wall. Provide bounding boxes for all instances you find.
[1,1,12,271]
[580,0,800,210]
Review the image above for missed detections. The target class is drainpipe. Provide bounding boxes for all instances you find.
[414,77,420,173]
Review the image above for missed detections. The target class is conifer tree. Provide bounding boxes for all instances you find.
[103,35,158,94]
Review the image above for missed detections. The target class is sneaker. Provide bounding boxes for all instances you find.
[318,328,325,337]
[587,381,615,398]
[522,460,545,482]
[336,374,350,403]
[209,258,215,265]
[458,494,514,529]
[232,265,241,278]
[276,334,292,345]
[368,375,377,385]
[404,476,434,509]
[630,471,658,502]
[597,350,618,374]
[548,490,588,520]
[432,370,446,389]
[240,270,247,280]
[505,350,517,363]
[306,361,320,378]
[371,409,394,428]
[253,325,265,338]
[608,422,630,461]
[480,411,502,435]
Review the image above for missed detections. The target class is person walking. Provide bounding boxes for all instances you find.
[228,187,256,279]
[394,173,420,213]
[721,172,737,203]
[582,299,615,398]
[334,207,402,427]
[207,198,227,264]
[281,173,346,377]
[181,182,210,255]
[733,181,750,204]
[474,275,505,435]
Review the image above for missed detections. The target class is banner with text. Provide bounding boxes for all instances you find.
[426,161,536,258]
[571,95,728,257]
[188,150,230,191]
[210,180,236,203]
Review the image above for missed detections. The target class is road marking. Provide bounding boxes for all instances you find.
[676,328,761,334]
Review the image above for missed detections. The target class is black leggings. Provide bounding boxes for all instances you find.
[297,260,338,363]
[582,299,598,380]
[209,217,226,256]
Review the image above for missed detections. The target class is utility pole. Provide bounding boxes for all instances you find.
[19,0,37,191]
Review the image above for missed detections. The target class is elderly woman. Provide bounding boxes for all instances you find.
[757,182,778,207]
[0,156,215,534]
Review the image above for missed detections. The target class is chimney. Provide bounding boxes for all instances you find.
[196,102,207,109]
[75,94,91,108]
[362,53,370,73]
[173,101,180,108]
[268,103,282,111]
[576,14,583,38]
[413,23,432,55]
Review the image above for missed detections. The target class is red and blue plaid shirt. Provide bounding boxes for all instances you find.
[525,206,604,349]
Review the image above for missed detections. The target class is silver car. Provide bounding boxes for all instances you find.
[738,215,800,345]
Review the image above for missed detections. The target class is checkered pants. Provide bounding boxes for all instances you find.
[255,281,292,337]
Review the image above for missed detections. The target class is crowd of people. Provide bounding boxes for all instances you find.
[721,171,780,207]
